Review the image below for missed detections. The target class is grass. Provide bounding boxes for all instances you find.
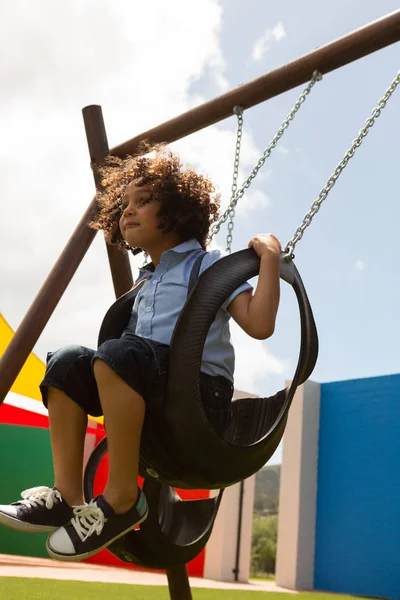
[0,577,372,600]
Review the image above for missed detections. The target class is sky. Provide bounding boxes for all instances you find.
[0,0,399,465]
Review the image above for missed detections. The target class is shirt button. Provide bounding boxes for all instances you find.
[146,307,151,312]
[152,280,157,285]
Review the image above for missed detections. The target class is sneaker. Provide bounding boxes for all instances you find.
[46,487,148,561]
[0,486,74,533]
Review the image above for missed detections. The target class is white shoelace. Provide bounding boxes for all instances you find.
[71,501,106,542]
[19,486,62,510]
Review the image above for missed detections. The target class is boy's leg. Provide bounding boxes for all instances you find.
[47,387,88,507]
[0,389,87,532]
[46,360,148,561]
[0,345,97,533]
[92,359,144,514]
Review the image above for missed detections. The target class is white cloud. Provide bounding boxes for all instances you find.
[172,126,272,218]
[277,145,289,155]
[354,260,366,272]
[235,188,271,217]
[251,22,287,62]
[0,0,228,357]
[231,321,286,394]
[0,0,275,406]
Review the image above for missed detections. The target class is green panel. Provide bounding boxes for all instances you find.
[0,424,54,558]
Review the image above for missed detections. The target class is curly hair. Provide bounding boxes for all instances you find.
[89,143,221,252]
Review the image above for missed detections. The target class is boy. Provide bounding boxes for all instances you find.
[0,146,281,561]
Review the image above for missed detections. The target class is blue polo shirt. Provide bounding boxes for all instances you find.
[123,239,252,382]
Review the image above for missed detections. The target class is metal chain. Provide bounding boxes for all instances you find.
[284,70,400,260]
[208,70,323,249]
[225,105,243,254]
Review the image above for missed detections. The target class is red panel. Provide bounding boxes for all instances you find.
[84,546,206,576]
[0,404,49,428]
[0,404,103,439]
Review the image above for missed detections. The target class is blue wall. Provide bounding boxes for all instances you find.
[314,374,400,600]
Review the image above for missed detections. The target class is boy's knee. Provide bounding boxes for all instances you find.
[92,358,115,381]
[51,344,89,363]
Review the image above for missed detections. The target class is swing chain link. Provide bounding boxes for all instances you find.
[284,70,400,260]
[208,70,323,250]
[226,105,244,254]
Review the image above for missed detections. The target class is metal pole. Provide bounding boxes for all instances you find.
[82,105,133,299]
[166,565,193,600]
[233,480,245,582]
[0,11,399,404]
[110,11,400,158]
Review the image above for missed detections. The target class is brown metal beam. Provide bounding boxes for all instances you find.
[82,105,133,298]
[111,10,400,157]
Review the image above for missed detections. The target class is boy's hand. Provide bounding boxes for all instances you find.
[248,233,281,259]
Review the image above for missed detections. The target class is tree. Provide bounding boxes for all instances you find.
[253,465,280,515]
[251,514,278,575]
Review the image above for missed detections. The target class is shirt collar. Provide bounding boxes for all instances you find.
[140,238,202,272]
[166,238,202,254]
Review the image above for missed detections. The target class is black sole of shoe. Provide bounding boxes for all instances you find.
[0,511,57,533]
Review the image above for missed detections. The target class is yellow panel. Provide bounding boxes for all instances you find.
[0,313,104,424]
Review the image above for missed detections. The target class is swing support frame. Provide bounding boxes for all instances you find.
[0,11,400,600]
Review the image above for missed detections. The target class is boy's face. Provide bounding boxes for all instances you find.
[119,180,163,249]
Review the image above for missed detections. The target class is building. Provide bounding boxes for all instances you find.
[277,376,400,600]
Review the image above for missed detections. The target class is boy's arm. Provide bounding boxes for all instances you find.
[227,234,281,340]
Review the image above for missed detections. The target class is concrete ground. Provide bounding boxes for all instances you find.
[0,554,296,593]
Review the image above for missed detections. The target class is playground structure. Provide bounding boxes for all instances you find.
[0,11,399,600]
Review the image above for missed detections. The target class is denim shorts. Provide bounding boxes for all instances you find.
[40,334,233,436]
